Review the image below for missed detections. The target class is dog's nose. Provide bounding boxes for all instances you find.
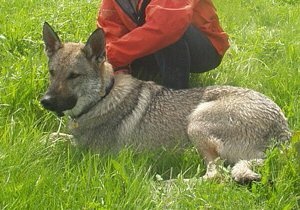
[40,95,56,110]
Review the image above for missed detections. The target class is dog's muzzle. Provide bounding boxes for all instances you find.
[40,94,77,117]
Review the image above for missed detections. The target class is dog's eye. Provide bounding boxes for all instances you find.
[68,72,81,79]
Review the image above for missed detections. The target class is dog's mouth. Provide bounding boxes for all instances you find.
[55,111,65,117]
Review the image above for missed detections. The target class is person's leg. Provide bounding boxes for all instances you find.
[131,55,160,82]
[153,25,222,89]
[184,25,222,73]
[154,38,191,89]
[131,25,222,89]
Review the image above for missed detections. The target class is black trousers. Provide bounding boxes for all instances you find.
[131,25,222,89]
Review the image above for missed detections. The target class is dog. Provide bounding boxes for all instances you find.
[40,22,291,183]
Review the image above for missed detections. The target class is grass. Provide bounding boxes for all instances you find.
[0,0,299,209]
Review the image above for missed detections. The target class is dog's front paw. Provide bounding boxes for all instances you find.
[49,132,74,144]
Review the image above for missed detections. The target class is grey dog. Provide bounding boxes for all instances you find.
[41,22,291,183]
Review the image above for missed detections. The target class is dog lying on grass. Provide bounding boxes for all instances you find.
[41,22,291,183]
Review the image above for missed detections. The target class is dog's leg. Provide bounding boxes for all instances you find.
[187,101,228,180]
[188,122,224,180]
[197,138,224,180]
[231,159,264,183]
[49,132,74,144]
[202,157,223,180]
[50,132,73,140]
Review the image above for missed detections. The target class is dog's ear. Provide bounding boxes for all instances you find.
[83,28,106,62]
[42,22,62,57]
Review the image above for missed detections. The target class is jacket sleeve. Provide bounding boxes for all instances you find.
[106,0,194,68]
[97,0,129,46]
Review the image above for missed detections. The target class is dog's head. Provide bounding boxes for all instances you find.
[40,22,113,118]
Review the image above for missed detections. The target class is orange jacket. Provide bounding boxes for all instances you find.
[97,0,229,68]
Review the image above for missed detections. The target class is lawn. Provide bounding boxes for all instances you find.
[0,0,299,209]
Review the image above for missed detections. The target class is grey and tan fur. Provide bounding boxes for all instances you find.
[41,22,291,183]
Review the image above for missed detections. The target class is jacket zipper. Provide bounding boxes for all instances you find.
[115,0,140,25]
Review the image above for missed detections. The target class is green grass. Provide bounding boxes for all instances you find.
[0,0,299,209]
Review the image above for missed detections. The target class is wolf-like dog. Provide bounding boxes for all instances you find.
[41,22,291,183]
